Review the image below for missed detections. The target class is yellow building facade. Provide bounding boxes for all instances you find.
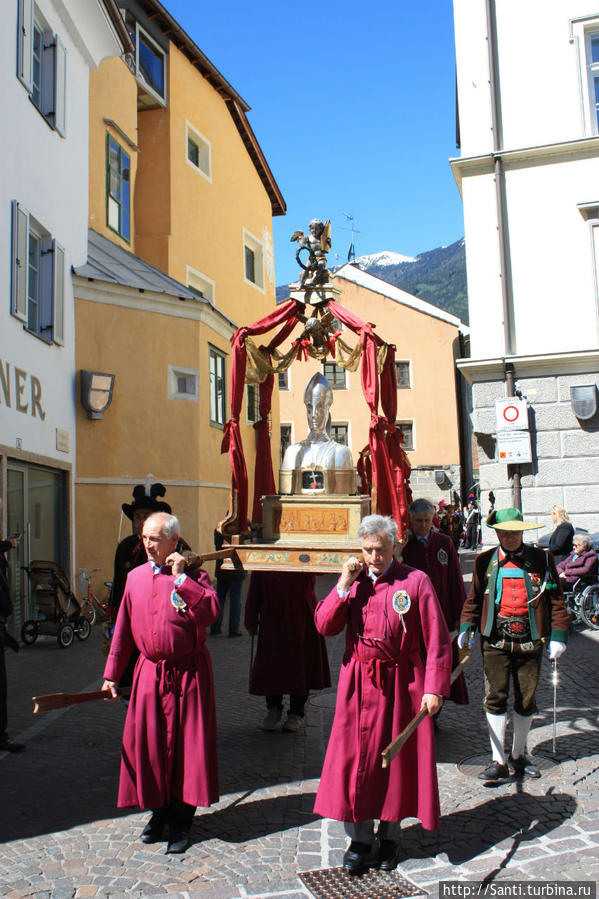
[75,0,284,591]
[279,265,467,507]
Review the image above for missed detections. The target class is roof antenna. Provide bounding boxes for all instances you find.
[340,212,361,263]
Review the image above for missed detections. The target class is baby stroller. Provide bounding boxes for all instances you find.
[21,560,91,648]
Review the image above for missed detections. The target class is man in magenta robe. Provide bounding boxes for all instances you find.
[314,514,452,874]
[401,497,468,705]
[245,571,330,731]
[102,512,220,854]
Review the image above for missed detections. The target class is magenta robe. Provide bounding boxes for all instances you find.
[402,531,468,704]
[313,560,452,829]
[245,571,331,695]
[103,563,220,810]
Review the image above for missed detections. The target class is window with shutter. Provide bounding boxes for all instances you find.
[10,201,64,344]
[16,2,66,135]
[17,0,34,91]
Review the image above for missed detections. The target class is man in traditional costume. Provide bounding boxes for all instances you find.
[459,507,569,781]
[245,570,330,732]
[402,498,468,705]
[102,512,220,854]
[314,514,452,873]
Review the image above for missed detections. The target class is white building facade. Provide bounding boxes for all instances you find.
[0,0,128,632]
[452,0,599,535]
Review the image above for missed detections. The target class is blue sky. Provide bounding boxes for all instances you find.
[165,0,464,286]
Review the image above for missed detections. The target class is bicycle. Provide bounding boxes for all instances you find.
[79,568,111,626]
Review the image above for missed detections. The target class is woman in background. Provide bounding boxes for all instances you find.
[548,505,574,564]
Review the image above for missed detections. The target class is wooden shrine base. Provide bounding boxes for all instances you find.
[219,541,362,574]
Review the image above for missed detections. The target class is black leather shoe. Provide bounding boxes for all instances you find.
[166,830,190,854]
[509,754,541,778]
[342,841,377,874]
[0,740,25,753]
[478,761,510,781]
[378,839,401,871]
[140,810,167,843]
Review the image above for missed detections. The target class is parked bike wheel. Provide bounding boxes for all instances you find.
[57,623,75,648]
[21,620,38,645]
[75,617,91,641]
[81,601,97,626]
[581,586,599,630]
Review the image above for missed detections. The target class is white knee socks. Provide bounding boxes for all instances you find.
[485,712,507,763]
[511,711,533,759]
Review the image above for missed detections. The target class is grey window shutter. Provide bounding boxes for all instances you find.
[42,34,56,122]
[39,236,54,341]
[16,0,33,91]
[54,36,66,136]
[11,200,29,322]
[53,241,65,345]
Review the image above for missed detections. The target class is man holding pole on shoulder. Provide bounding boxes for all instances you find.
[459,507,569,782]
[313,514,453,874]
[102,512,220,854]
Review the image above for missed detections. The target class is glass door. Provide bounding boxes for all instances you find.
[6,462,67,635]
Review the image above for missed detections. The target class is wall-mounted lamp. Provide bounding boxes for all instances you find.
[570,385,597,421]
[80,370,115,420]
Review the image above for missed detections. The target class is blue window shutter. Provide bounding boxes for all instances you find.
[16,0,33,91]
[39,236,54,341]
[53,241,65,345]
[11,200,29,322]
[54,35,66,136]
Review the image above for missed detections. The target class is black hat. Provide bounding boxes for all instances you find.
[122,483,171,520]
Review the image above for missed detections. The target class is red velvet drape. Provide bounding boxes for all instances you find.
[222,296,411,538]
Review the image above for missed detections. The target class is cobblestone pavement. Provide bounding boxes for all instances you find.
[1,555,598,898]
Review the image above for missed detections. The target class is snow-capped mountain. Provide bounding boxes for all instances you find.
[277,238,467,322]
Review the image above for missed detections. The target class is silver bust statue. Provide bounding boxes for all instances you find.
[282,373,354,471]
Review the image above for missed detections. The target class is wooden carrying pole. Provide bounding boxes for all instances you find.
[32,687,132,715]
[381,652,471,768]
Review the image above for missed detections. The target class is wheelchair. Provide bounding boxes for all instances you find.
[562,576,599,631]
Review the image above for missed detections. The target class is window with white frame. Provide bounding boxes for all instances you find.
[280,424,292,461]
[243,229,264,290]
[168,365,199,401]
[186,266,215,303]
[209,346,226,427]
[121,11,167,108]
[323,361,347,389]
[10,201,64,344]
[106,134,131,241]
[278,369,289,390]
[396,422,414,451]
[246,384,260,424]
[395,360,412,388]
[16,0,66,135]
[186,122,211,181]
[331,423,349,446]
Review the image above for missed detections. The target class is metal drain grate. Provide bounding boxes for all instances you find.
[299,866,427,899]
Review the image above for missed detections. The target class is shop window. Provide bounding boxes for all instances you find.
[323,361,347,389]
[209,346,226,427]
[186,122,211,180]
[10,200,64,344]
[16,0,66,135]
[395,360,412,388]
[106,134,131,241]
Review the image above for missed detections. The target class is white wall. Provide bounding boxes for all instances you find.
[0,0,122,465]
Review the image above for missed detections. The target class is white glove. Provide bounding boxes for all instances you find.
[548,641,566,660]
[457,630,470,649]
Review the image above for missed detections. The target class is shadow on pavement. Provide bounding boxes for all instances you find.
[401,789,577,865]
[190,791,319,844]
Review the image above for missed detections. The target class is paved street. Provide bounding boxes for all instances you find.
[1,557,598,898]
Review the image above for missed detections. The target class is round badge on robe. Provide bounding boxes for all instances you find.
[392,590,411,616]
[170,590,187,613]
[437,548,449,566]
